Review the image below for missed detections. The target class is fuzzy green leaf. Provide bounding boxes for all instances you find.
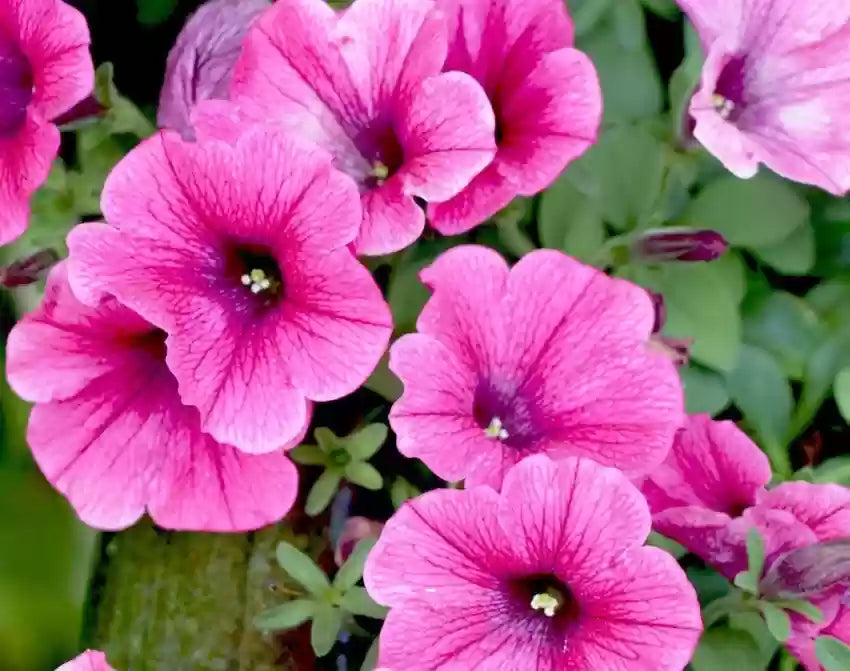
[275,541,330,597]
[758,602,791,643]
[305,470,342,517]
[253,599,317,632]
[334,539,376,592]
[746,528,766,582]
[361,637,380,671]
[289,444,328,466]
[310,605,343,657]
[390,477,421,509]
[816,636,850,671]
[345,424,388,460]
[339,587,388,620]
[345,462,383,490]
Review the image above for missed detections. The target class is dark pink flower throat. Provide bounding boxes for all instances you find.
[0,33,33,137]
[225,243,284,309]
[353,119,404,189]
[713,55,748,123]
[509,573,581,627]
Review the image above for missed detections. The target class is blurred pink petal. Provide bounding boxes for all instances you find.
[7,264,302,532]
[0,0,93,243]
[334,516,384,566]
[389,245,683,489]
[428,0,601,234]
[157,0,269,136]
[364,455,701,670]
[681,0,850,193]
[232,0,496,254]
[67,123,391,455]
[56,650,115,671]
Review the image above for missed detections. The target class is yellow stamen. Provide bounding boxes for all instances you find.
[531,591,561,617]
[484,417,509,440]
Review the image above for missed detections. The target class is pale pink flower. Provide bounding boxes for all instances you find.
[230,0,497,255]
[681,0,850,193]
[66,114,392,455]
[334,516,384,567]
[389,245,683,489]
[56,650,115,671]
[6,264,302,531]
[364,455,702,670]
[427,0,601,235]
[157,0,269,137]
[0,0,93,244]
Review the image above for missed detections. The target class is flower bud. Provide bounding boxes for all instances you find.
[633,228,728,263]
[760,539,850,600]
[0,249,59,288]
[157,0,269,137]
[334,516,384,567]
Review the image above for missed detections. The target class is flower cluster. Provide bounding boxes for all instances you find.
[2,0,849,670]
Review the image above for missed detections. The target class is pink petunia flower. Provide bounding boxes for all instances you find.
[0,0,93,244]
[389,245,683,489]
[364,455,702,670]
[788,606,850,671]
[427,0,602,235]
[56,650,115,671]
[680,0,850,194]
[230,0,497,255]
[157,0,269,137]
[640,414,772,551]
[6,264,302,531]
[66,113,392,455]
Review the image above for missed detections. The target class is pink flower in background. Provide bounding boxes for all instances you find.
[0,0,93,244]
[389,245,683,489]
[56,650,115,671]
[788,607,850,671]
[157,0,269,137]
[67,118,392,456]
[640,414,771,549]
[231,0,496,255]
[334,516,384,566]
[428,0,601,235]
[681,0,850,194]
[6,265,301,531]
[364,455,702,670]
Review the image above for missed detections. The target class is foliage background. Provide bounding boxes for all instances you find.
[1,0,849,669]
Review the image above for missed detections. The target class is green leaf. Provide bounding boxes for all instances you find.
[733,570,759,595]
[289,444,328,467]
[339,587,388,619]
[835,367,850,423]
[305,470,343,517]
[569,125,667,230]
[727,611,781,665]
[569,0,613,36]
[578,19,663,123]
[792,332,850,439]
[364,353,403,401]
[758,602,791,643]
[726,345,793,475]
[646,532,686,558]
[253,599,317,632]
[682,174,809,248]
[649,262,742,371]
[753,222,815,275]
[314,427,339,453]
[812,208,850,277]
[680,364,730,416]
[774,599,824,623]
[742,291,827,380]
[345,424,388,461]
[816,635,850,671]
[813,456,850,485]
[93,63,156,139]
[807,279,850,330]
[691,626,764,671]
[612,0,644,49]
[310,605,343,657]
[361,636,380,671]
[538,178,606,263]
[334,539,376,592]
[275,541,331,596]
[136,0,179,24]
[390,477,420,508]
[746,528,766,581]
[345,462,383,491]
[668,53,702,140]
[640,0,679,18]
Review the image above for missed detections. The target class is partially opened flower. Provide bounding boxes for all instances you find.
[56,650,115,671]
[364,455,702,670]
[231,0,496,254]
[427,0,601,235]
[158,0,269,137]
[7,264,301,531]
[681,0,850,193]
[67,117,392,455]
[0,0,93,244]
[389,245,683,489]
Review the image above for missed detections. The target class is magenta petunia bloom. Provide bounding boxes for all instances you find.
[6,264,302,531]
[788,607,850,671]
[56,650,115,671]
[66,115,392,455]
[230,0,497,255]
[681,0,850,194]
[389,245,683,489]
[0,0,93,244]
[640,414,771,542]
[157,0,269,137]
[427,0,601,235]
[364,455,702,670]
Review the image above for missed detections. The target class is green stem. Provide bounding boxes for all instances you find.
[85,519,322,670]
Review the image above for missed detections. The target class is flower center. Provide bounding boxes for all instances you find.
[484,416,509,441]
[0,34,33,138]
[226,244,284,309]
[354,121,404,189]
[713,55,747,123]
[472,379,542,449]
[510,574,580,626]
[530,588,564,617]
